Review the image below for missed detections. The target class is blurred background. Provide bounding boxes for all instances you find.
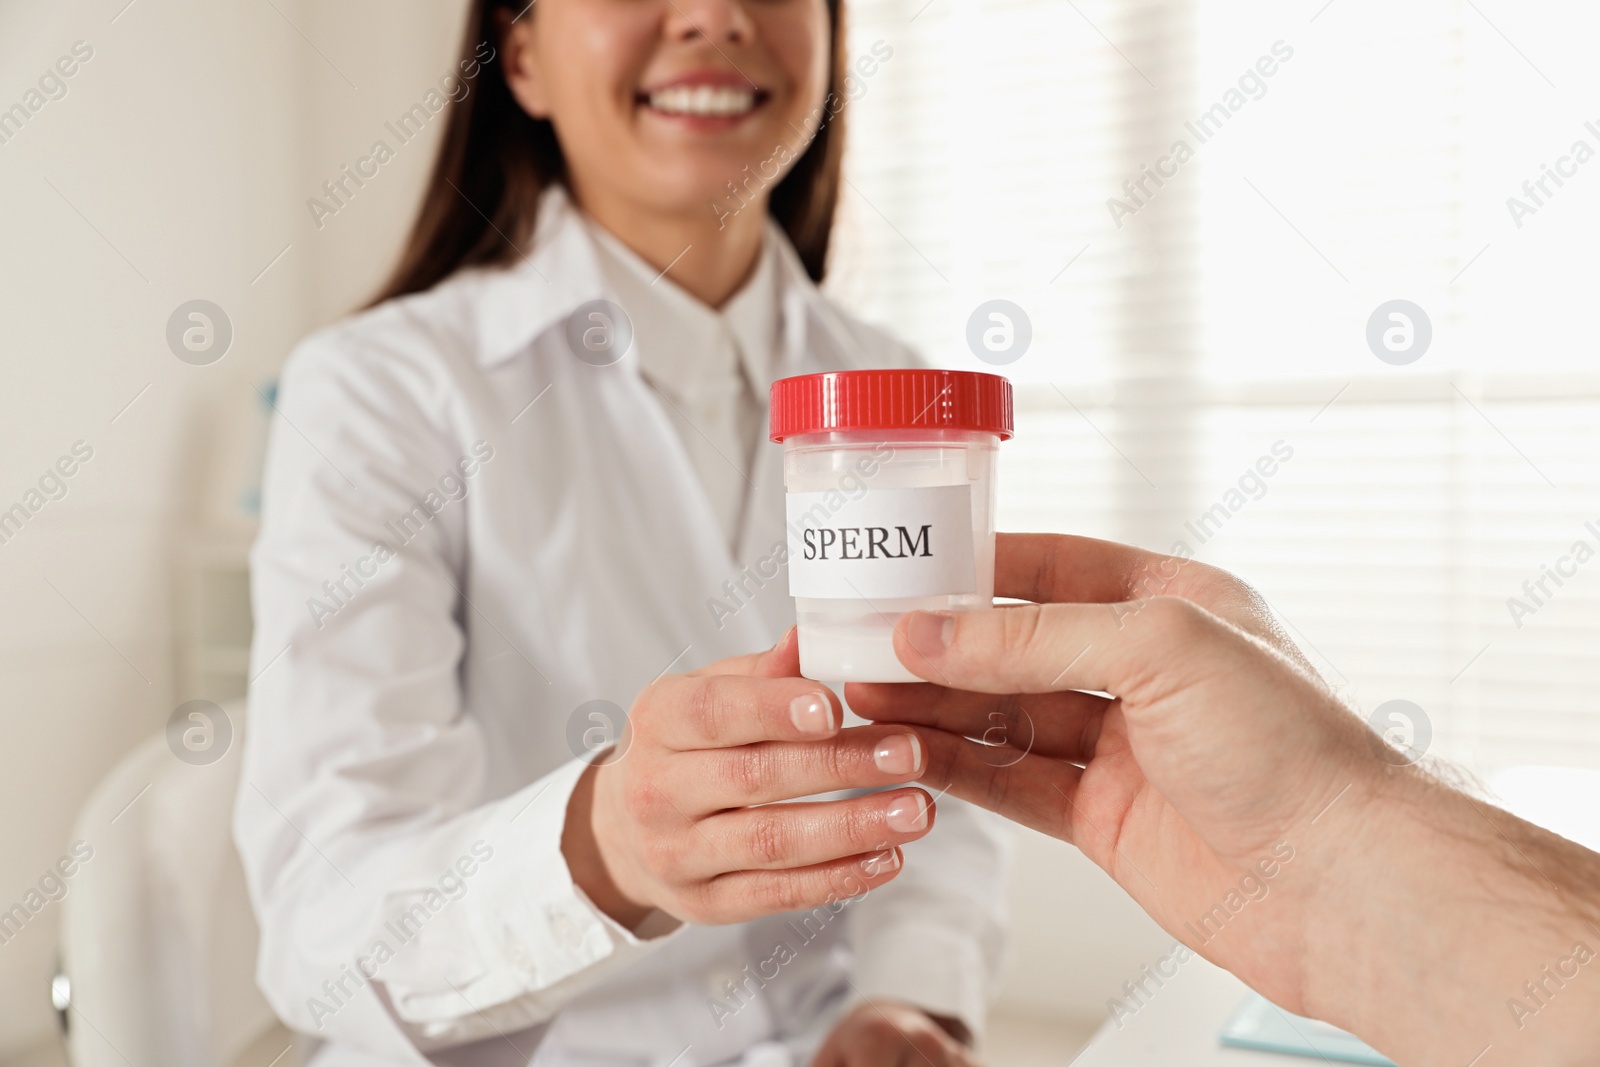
[3,0,1600,1064]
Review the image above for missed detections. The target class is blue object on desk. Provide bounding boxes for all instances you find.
[1219,994,1396,1065]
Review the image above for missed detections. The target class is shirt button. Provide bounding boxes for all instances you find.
[551,909,583,950]
[504,929,535,973]
[706,965,745,1000]
[743,1043,793,1067]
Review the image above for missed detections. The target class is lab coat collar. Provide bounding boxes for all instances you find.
[581,213,780,405]
[472,185,599,370]
[473,183,815,379]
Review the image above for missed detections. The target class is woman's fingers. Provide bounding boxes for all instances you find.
[694,847,906,926]
[689,788,935,875]
[642,672,845,750]
[687,625,802,680]
[674,724,927,809]
[846,681,1110,764]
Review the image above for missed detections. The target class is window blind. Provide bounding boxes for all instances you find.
[831,0,1600,770]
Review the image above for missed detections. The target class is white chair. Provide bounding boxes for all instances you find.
[59,700,298,1067]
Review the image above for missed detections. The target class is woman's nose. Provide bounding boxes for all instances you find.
[662,0,756,46]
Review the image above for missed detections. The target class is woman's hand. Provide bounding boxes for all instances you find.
[812,1001,980,1067]
[562,628,935,930]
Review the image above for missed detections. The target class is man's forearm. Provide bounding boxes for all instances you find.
[1307,768,1600,1066]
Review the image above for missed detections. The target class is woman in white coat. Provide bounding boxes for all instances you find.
[234,1,1010,1064]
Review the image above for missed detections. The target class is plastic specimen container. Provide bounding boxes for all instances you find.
[769,369,1014,682]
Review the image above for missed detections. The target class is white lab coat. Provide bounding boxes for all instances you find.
[235,186,1011,1067]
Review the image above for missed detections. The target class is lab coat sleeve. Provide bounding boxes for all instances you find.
[234,329,676,1055]
[844,794,1013,1042]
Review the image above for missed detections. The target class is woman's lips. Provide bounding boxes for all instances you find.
[637,78,770,129]
[645,84,761,116]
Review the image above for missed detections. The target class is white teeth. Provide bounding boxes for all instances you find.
[646,85,758,117]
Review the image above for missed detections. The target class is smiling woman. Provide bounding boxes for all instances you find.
[236,0,1010,1063]
[371,0,849,306]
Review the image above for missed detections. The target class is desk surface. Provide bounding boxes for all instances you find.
[1070,957,1314,1066]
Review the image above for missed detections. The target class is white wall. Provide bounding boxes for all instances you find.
[1,0,294,1049]
[0,0,1161,1053]
[0,0,466,1050]
[996,831,1172,1030]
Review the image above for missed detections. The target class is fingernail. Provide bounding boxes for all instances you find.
[873,733,922,776]
[789,692,834,736]
[884,793,929,833]
[860,849,901,877]
[906,612,954,657]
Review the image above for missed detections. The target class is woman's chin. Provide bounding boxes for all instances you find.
[631,122,802,182]
[623,165,782,222]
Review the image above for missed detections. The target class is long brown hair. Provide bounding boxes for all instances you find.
[370,0,848,306]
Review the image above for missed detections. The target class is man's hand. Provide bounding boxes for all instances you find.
[851,538,1370,1016]
[812,1001,980,1067]
[848,534,1600,1067]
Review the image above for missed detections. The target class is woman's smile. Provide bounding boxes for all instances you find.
[638,69,772,129]
[494,0,829,244]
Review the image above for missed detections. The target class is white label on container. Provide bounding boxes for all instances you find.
[785,484,976,600]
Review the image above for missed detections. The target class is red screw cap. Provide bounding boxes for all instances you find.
[770,369,1014,442]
